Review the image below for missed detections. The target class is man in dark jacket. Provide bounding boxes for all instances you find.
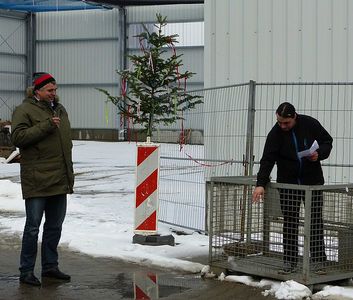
[11,73,74,286]
[252,102,333,274]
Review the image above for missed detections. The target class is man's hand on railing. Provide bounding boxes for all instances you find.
[252,186,264,203]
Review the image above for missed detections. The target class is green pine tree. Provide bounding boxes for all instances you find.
[97,13,202,140]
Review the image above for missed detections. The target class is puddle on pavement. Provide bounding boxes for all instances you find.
[0,270,205,300]
[132,272,202,299]
[0,232,207,300]
[89,271,203,299]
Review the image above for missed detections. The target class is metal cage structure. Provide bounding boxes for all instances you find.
[207,176,353,286]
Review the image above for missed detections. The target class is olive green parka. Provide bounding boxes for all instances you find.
[11,89,74,199]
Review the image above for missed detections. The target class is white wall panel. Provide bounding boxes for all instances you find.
[214,0,229,85]
[348,1,353,79]
[0,12,27,122]
[287,0,301,81]
[58,86,119,129]
[301,0,316,81]
[0,16,26,54]
[272,0,286,81]
[36,9,121,130]
[243,0,258,84]
[127,47,203,84]
[228,0,243,84]
[126,4,204,133]
[177,48,204,84]
[332,1,348,81]
[126,6,204,89]
[36,5,204,131]
[36,9,120,40]
[0,54,25,76]
[36,40,119,84]
[317,0,331,82]
[164,22,204,46]
[204,0,215,85]
[257,0,272,82]
[127,4,203,23]
[0,91,24,121]
[205,0,353,87]
[0,73,26,91]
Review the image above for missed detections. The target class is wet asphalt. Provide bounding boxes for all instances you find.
[0,233,277,300]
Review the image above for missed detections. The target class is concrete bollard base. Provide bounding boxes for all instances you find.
[132,234,175,246]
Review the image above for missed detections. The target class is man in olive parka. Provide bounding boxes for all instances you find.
[11,73,74,286]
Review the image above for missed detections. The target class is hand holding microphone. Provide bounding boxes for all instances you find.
[52,116,61,127]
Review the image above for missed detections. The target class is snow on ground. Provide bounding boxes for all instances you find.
[1,140,353,299]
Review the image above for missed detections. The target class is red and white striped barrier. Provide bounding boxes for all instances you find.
[134,143,160,234]
[134,272,159,300]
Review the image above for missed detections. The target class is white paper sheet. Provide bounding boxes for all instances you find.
[297,140,319,159]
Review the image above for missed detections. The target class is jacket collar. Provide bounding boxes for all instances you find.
[25,96,58,111]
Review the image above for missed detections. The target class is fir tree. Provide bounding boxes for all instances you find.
[98,13,202,140]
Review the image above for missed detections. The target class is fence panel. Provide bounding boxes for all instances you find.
[157,82,353,232]
[253,82,353,184]
[158,85,249,231]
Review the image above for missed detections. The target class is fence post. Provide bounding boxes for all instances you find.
[240,80,257,242]
[303,188,312,281]
[245,80,256,177]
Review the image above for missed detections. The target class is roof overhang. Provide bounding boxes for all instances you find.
[0,1,102,12]
[0,0,203,13]
[87,0,204,7]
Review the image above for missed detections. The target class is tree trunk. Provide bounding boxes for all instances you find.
[147,112,153,142]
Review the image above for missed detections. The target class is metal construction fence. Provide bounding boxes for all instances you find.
[207,176,353,286]
[157,81,353,232]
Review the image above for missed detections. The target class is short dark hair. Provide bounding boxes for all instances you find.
[276,102,296,118]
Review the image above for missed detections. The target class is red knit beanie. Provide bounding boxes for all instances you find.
[33,72,56,91]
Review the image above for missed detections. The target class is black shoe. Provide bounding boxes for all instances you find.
[278,262,297,275]
[311,262,327,275]
[42,267,71,281]
[19,272,41,286]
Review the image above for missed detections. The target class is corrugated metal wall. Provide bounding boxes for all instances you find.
[127,4,203,23]
[112,3,204,90]
[36,9,121,130]
[34,4,204,136]
[126,4,204,134]
[0,11,27,122]
[205,0,353,87]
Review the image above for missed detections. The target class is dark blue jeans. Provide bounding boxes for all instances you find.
[19,194,67,274]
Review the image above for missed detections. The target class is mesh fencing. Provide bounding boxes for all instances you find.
[157,82,353,232]
[208,177,353,285]
[158,84,249,231]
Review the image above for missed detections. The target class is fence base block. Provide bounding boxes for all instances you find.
[133,234,175,246]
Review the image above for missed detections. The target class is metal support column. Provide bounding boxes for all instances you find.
[118,6,127,141]
[243,80,256,242]
[25,12,36,86]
